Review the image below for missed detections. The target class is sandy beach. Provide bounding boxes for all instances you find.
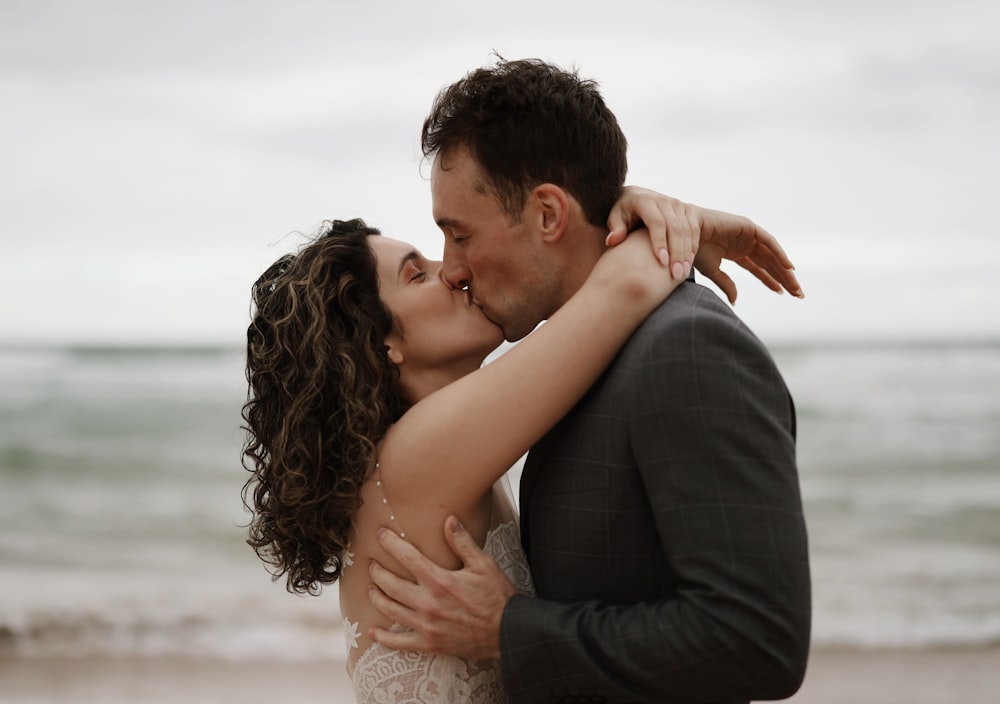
[0,654,354,704]
[2,646,997,703]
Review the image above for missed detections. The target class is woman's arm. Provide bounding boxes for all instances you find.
[378,230,679,563]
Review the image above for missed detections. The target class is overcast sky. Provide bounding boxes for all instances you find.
[2,0,998,346]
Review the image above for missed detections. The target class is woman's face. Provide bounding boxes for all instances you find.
[369,235,504,378]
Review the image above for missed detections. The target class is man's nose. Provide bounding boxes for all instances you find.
[441,263,471,290]
[440,247,472,290]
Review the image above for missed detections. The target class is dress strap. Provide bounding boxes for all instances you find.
[374,462,406,539]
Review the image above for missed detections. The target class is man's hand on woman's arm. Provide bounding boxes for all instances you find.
[367,518,516,661]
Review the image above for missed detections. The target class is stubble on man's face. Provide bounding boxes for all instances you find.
[432,148,551,342]
[463,218,546,343]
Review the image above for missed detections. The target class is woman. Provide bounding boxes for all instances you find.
[242,196,797,702]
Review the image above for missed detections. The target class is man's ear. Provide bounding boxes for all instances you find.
[531,183,570,243]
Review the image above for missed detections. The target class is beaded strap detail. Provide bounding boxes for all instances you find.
[374,463,406,539]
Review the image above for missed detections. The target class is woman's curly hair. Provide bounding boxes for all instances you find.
[241,218,409,595]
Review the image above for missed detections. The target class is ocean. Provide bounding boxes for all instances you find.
[1,341,998,660]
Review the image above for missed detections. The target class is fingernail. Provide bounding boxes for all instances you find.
[376,526,388,540]
[451,517,464,533]
[658,248,670,267]
[683,262,692,278]
[671,261,684,279]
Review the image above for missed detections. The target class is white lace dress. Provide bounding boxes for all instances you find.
[352,519,534,704]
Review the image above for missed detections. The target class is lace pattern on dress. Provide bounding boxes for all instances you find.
[352,520,534,704]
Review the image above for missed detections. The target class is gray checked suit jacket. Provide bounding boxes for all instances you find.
[499,279,811,704]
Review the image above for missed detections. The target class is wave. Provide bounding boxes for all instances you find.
[4,602,999,660]
[811,614,1000,651]
[0,601,346,661]
[3,340,999,659]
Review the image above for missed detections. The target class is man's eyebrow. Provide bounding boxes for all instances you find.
[435,217,462,229]
[397,250,420,279]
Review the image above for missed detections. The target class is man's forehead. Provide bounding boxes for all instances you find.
[435,143,471,171]
[433,144,491,185]
[431,153,491,216]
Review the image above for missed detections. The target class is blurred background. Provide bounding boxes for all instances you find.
[2,0,998,701]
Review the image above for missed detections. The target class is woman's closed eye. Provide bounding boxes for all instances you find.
[400,256,428,283]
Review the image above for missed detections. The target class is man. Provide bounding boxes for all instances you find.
[368,58,810,703]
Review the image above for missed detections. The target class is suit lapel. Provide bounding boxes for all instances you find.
[517,375,605,559]
[518,424,561,560]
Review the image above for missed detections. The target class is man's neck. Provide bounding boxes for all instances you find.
[552,222,606,309]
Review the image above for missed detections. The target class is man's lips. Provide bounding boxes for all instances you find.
[465,289,482,311]
[464,289,495,319]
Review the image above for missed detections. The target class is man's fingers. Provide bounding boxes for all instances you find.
[368,581,412,625]
[376,526,443,582]
[368,559,425,614]
[443,516,490,569]
[369,623,434,653]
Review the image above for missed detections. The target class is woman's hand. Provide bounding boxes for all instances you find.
[692,205,803,303]
[606,187,697,280]
[606,186,803,303]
